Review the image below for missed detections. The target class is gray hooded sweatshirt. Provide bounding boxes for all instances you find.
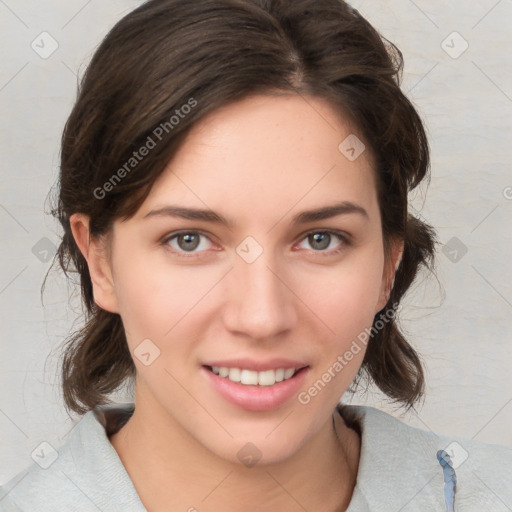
[1,403,511,511]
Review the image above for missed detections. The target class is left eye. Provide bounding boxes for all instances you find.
[296,231,346,253]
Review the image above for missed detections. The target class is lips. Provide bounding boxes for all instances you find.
[201,360,310,412]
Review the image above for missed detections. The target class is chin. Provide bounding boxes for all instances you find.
[196,420,314,469]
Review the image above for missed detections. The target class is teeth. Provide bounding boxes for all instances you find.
[240,369,258,385]
[228,367,241,382]
[209,366,299,386]
[284,368,295,379]
[258,369,276,386]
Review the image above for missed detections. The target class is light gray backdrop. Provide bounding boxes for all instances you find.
[1,0,511,485]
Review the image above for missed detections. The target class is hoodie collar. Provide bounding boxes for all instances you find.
[84,402,449,511]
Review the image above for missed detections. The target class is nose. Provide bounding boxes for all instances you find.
[222,247,298,341]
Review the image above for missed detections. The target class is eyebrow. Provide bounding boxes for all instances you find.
[143,200,369,227]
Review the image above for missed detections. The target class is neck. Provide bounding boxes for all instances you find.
[109,398,360,512]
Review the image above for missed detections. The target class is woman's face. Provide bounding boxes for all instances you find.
[87,94,400,464]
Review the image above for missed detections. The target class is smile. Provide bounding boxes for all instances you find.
[207,366,298,386]
[202,364,310,411]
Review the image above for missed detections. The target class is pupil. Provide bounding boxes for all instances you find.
[179,233,199,251]
[310,232,330,250]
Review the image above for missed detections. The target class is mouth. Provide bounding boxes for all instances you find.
[201,364,310,412]
[203,365,307,386]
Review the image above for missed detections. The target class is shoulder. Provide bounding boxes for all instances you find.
[0,404,143,512]
[339,404,512,512]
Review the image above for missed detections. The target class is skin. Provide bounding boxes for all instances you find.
[71,93,403,512]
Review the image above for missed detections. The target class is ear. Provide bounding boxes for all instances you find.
[375,237,404,313]
[69,213,119,313]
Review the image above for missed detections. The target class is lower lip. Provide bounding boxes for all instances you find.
[201,366,310,412]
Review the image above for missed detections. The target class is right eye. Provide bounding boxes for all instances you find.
[162,230,215,257]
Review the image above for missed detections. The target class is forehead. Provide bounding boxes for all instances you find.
[138,94,379,227]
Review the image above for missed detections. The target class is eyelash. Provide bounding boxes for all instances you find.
[161,229,350,258]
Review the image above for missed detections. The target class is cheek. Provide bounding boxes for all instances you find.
[294,249,384,403]
[111,243,219,349]
[304,249,385,341]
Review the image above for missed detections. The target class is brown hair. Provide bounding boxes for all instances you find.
[52,0,436,414]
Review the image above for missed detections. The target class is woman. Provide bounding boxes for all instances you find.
[1,0,510,511]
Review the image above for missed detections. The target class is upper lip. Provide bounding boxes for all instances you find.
[202,358,309,372]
